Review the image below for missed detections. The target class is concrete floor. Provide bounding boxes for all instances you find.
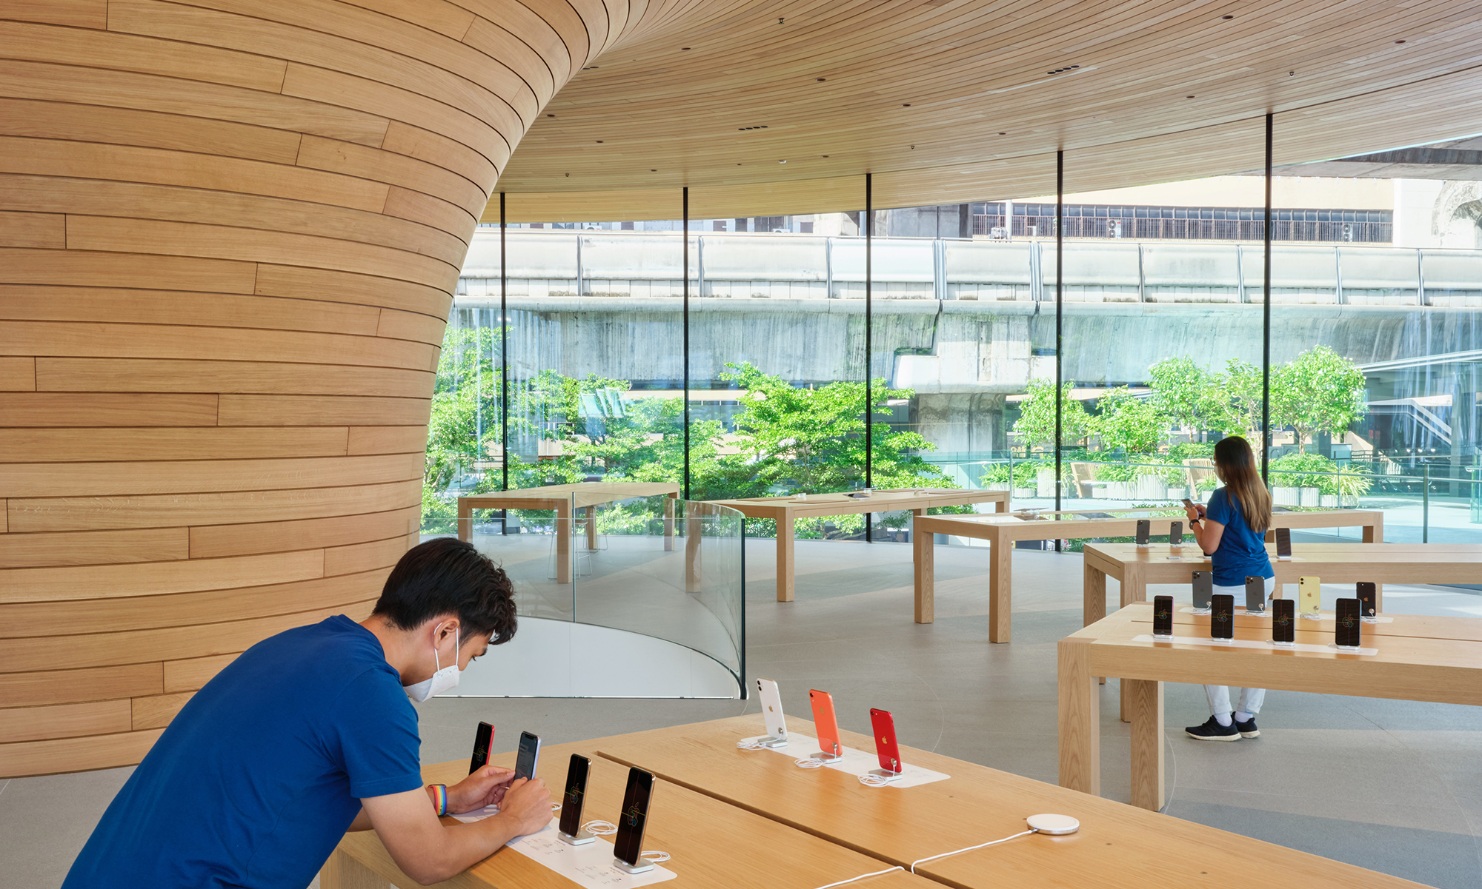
[5,538,1481,888]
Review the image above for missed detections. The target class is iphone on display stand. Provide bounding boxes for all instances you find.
[1357,581,1377,621]
[1299,576,1322,619]
[1135,519,1151,547]
[1192,571,1213,613]
[755,678,788,747]
[468,722,493,775]
[557,754,595,845]
[1335,598,1362,649]
[1275,527,1292,560]
[1271,598,1295,645]
[1244,575,1266,614]
[809,689,843,763]
[1210,594,1235,641]
[1153,595,1174,638]
[612,768,656,874]
[1169,521,1183,552]
[868,708,903,782]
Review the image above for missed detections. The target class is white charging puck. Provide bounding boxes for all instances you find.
[1026,813,1080,836]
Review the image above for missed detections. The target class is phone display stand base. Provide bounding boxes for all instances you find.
[558,829,597,846]
[1133,633,1377,656]
[1151,631,1174,641]
[866,767,903,783]
[614,859,655,875]
[740,733,788,749]
[472,817,676,887]
[744,731,950,788]
[810,750,844,764]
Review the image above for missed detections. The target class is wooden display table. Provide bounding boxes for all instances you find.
[708,488,1009,602]
[913,507,1382,643]
[458,483,680,583]
[589,716,1426,888]
[1059,602,1482,811]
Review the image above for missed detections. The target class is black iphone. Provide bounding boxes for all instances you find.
[1192,570,1213,612]
[1335,598,1362,648]
[1275,527,1292,560]
[469,721,494,774]
[558,754,591,840]
[1356,582,1377,619]
[1272,598,1295,644]
[514,730,541,781]
[1135,519,1150,546]
[1153,595,1174,637]
[1170,521,1183,547]
[1244,575,1266,614]
[613,768,655,869]
[1211,594,1235,640]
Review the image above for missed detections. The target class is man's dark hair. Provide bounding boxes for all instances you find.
[372,538,518,644]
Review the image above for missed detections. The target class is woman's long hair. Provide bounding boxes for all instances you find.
[1213,436,1271,535]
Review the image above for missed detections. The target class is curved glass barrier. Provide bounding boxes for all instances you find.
[453,489,744,698]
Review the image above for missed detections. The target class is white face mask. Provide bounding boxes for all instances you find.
[404,626,460,703]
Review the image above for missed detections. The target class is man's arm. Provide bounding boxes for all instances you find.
[360,776,552,885]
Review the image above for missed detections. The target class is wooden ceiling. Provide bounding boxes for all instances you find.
[492,0,1482,221]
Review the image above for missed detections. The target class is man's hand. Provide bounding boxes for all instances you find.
[448,765,517,814]
[493,777,553,837]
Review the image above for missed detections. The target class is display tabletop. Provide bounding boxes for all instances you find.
[707,488,1009,602]
[1059,602,1482,812]
[913,507,1382,643]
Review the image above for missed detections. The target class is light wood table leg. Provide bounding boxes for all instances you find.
[1127,678,1165,811]
[1057,637,1100,797]
[685,511,702,593]
[320,846,393,889]
[1365,516,1384,608]
[775,515,795,603]
[457,500,474,542]
[1083,561,1108,628]
[664,494,676,552]
[584,505,598,551]
[914,516,934,623]
[1118,564,1145,721]
[988,530,1012,643]
[555,502,572,585]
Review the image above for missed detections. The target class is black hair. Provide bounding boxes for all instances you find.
[372,537,518,645]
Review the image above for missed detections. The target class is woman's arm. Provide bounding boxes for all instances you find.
[1191,516,1225,556]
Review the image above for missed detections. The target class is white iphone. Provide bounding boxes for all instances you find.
[756,678,788,747]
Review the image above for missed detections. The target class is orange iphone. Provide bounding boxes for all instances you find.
[869,707,903,780]
[809,689,842,762]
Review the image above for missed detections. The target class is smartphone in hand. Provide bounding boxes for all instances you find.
[514,731,541,781]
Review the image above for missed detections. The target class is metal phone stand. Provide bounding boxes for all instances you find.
[614,858,655,874]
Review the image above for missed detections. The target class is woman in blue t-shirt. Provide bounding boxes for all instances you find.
[1183,435,1274,741]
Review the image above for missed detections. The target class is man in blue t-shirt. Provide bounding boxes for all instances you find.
[63,537,552,888]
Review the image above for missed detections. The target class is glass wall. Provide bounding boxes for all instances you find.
[1273,133,1482,542]
[1057,125,1267,521]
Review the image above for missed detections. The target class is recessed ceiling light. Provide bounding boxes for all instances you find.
[681,46,690,51]
[822,154,830,158]
[1222,14,1234,19]
[547,114,555,118]
[1186,95,1195,99]
[650,168,657,172]
[778,159,787,164]
[596,140,604,143]
[1395,39,1406,44]
[817,77,826,82]
[998,132,1007,136]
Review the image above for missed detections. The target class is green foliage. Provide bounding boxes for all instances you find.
[1092,387,1163,454]
[1147,357,1225,433]
[1011,379,1092,450]
[1271,346,1367,453]
[1268,453,1371,498]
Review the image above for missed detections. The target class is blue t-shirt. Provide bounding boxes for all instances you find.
[1204,487,1274,587]
[63,615,422,889]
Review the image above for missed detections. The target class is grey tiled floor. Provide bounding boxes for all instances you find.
[6,540,1480,888]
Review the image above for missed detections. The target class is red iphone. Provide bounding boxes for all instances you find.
[809,689,842,761]
[869,707,902,775]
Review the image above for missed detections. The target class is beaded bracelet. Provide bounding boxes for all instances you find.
[429,783,449,817]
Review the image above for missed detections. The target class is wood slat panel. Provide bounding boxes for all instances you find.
[1,500,6,533]
[163,654,237,695]
[463,17,558,104]
[0,286,381,334]
[464,0,573,84]
[296,134,490,226]
[347,425,430,456]
[37,358,434,397]
[0,729,165,779]
[0,549,325,604]
[382,185,476,235]
[131,692,193,731]
[218,394,431,427]
[0,393,218,427]
[0,356,34,390]
[0,97,303,164]
[0,662,162,709]
[0,209,63,247]
[8,479,423,532]
[0,427,349,463]
[0,699,132,744]
[380,122,500,197]
[0,569,385,637]
[190,506,421,559]
[0,59,389,147]
[254,263,453,318]
[0,528,188,569]
[0,453,421,497]
[376,309,447,346]
[0,248,257,292]
[0,604,351,673]
[1,321,436,371]
[324,533,413,577]
[0,0,107,29]
[0,19,287,92]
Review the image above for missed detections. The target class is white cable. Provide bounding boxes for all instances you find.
[795,757,827,768]
[640,850,670,863]
[908,829,1037,873]
[858,772,899,787]
[736,739,767,751]
[582,819,617,836]
[812,865,905,889]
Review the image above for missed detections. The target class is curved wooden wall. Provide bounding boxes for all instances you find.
[0,0,650,778]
